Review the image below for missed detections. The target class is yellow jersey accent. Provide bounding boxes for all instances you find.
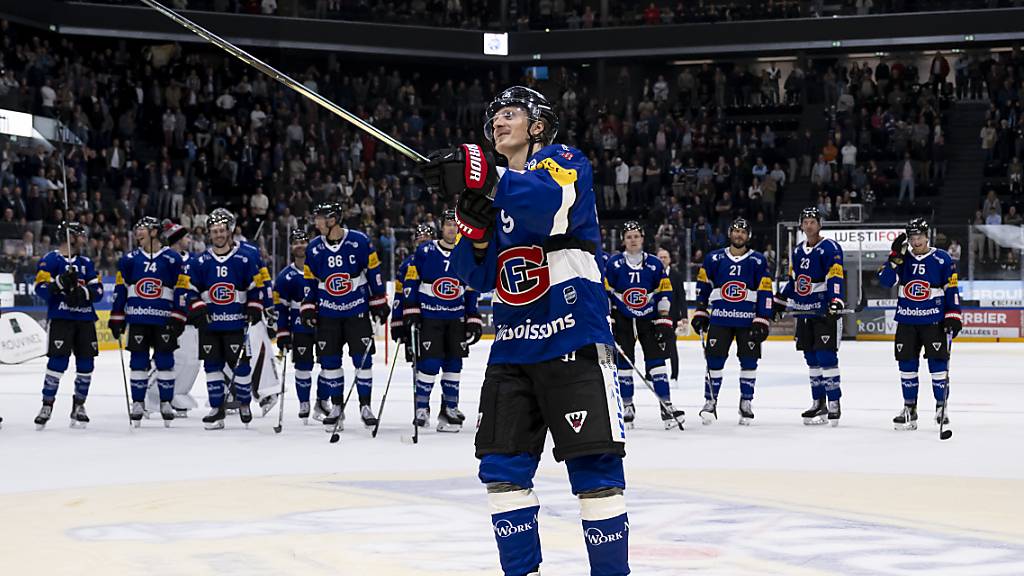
[946,273,959,288]
[303,264,315,280]
[604,278,612,292]
[696,268,709,283]
[758,276,773,291]
[175,274,191,290]
[531,157,578,187]
[394,280,404,291]
[657,277,673,293]
[35,270,52,285]
[368,252,381,269]
[272,291,281,305]
[405,265,419,281]
[115,271,125,286]
[259,267,271,286]
[826,263,845,279]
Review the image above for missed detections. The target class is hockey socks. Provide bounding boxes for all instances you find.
[570,455,629,576]
[899,360,921,404]
[41,356,70,400]
[441,371,461,410]
[294,367,312,403]
[647,362,670,402]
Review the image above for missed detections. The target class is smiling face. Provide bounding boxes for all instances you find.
[490,105,545,158]
[909,233,929,254]
[209,222,231,249]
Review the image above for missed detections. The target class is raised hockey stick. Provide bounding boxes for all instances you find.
[613,341,684,431]
[138,0,427,164]
[939,331,954,441]
[329,347,372,443]
[371,344,401,438]
[273,348,286,434]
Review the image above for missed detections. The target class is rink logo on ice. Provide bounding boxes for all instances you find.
[493,516,536,538]
[134,278,163,299]
[902,280,932,302]
[496,246,549,306]
[621,287,650,310]
[208,283,236,305]
[794,274,814,296]
[324,273,354,297]
[564,410,587,433]
[585,525,627,546]
[720,281,748,303]
[431,277,462,300]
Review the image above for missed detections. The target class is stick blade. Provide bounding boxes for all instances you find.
[940,429,953,440]
[329,433,341,443]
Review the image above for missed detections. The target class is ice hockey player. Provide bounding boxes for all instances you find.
[389,222,436,363]
[401,209,482,432]
[300,201,390,432]
[422,85,628,576]
[877,217,961,430]
[691,217,773,425]
[604,220,684,429]
[33,221,103,429]
[772,206,846,426]
[109,216,188,427]
[177,210,265,429]
[273,225,320,423]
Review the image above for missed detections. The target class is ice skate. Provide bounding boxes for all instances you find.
[312,399,332,422]
[224,389,239,415]
[298,401,311,424]
[202,406,226,430]
[323,404,344,432]
[437,406,464,433]
[893,404,918,431]
[827,400,841,427]
[699,398,717,425]
[70,398,90,429]
[359,404,379,429]
[413,407,430,428]
[660,402,685,430]
[802,397,828,425]
[935,404,949,426]
[239,403,253,427]
[259,393,280,416]
[130,401,145,428]
[171,393,197,418]
[160,401,175,427]
[738,399,754,426]
[34,401,54,430]
[623,402,635,429]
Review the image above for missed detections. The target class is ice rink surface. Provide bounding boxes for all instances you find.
[1,339,1022,575]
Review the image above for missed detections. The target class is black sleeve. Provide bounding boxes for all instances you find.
[670,269,688,321]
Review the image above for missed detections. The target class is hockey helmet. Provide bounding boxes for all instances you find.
[134,216,161,231]
[800,206,821,223]
[313,201,342,221]
[622,220,644,235]
[484,86,559,146]
[906,217,930,237]
[207,210,234,231]
[441,209,457,223]
[729,217,751,233]
[57,221,86,239]
[290,225,310,244]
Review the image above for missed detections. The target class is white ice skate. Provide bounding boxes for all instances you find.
[623,403,635,429]
[70,399,89,429]
[699,399,717,425]
[159,401,175,427]
[298,401,311,425]
[359,404,378,429]
[312,399,332,422]
[34,402,54,430]
[738,399,754,426]
[323,405,344,433]
[935,404,949,426]
[660,402,685,430]
[130,401,145,428]
[413,407,430,428]
[827,400,841,427]
[202,406,226,430]
[893,404,918,431]
[436,406,465,433]
[801,398,828,425]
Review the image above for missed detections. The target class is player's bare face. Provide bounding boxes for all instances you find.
[801,218,821,241]
[209,224,231,250]
[291,241,307,260]
[729,229,749,250]
[491,106,528,157]
[133,227,149,245]
[658,250,671,269]
[909,233,929,254]
[314,215,328,236]
[624,230,644,253]
[441,221,458,244]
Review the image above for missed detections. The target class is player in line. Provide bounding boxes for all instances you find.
[274,226,321,424]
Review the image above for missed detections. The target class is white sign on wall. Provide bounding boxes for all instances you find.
[798,228,903,252]
[483,33,509,56]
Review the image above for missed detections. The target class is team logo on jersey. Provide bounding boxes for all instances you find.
[496,246,550,306]
[621,287,650,310]
[902,280,932,302]
[431,277,462,300]
[324,273,354,297]
[720,281,748,303]
[209,283,236,305]
[794,274,814,297]
[564,410,587,433]
[134,278,163,299]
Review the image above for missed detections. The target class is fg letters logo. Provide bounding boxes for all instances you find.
[496,246,550,306]
[621,287,649,310]
[208,282,236,305]
[720,281,748,303]
[324,273,353,296]
[794,274,813,297]
[902,280,931,302]
[134,278,163,299]
[431,277,461,300]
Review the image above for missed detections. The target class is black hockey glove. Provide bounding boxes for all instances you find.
[464,313,483,346]
[420,144,502,202]
[749,317,770,343]
[456,189,498,244]
[943,312,963,338]
[403,305,421,333]
[56,268,79,295]
[64,284,90,308]
[107,313,126,340]
[690,303,710,334]
[276,330,291,352]
[369,293,389,325]
[168,310,187,338]
[887,233,907,268]
[390,318,407,342]
[246,303,264,326]
[187,300,208,329]
[299,301,317,329]
[827,298,845,317]
[654,317,675,351]
[771,296,789,322]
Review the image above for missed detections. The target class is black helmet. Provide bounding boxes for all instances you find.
[800,206,821,223]
[210,207,236,230]
[290,226,310,244]
[622,220,644,235]
[729,217,751,233]
[484,86,559,146]
[134,216,161,231]
[415,223,435,240]
[313,201,342,221]
[441,209,457,223]
[906,217,929,237]
[57,221,86,239]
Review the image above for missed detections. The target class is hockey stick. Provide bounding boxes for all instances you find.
[138,0,427,164]
[401,325,421,444]
[371,344,401,438]
[698,328,715,414]
[613,341,684,431]
[273,348,286,434]
[939,331,954,441]
[115,336,134,429]
[328,346,372,443]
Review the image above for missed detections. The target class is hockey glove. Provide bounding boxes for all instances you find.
[887,233,907,268]
[827,298,845,317]
[168,310,187,338]
[56,269,79,295]
[107,313,126,340]
[456,189,498,243]
[276,330,291,352]
[749,317,771,343]
[187,300,208,329]
[420,144,502,201]
[246,303,264,325]
[64,284,90,308]
[464,313,483,346]
[369,293,389,325]
[943,312,963,338]
[654,316,675,351]
[403,306,421,333]
[390,319,407,342]
[690,303,710,334]
[299,301,317,329]
[771,296,789,322]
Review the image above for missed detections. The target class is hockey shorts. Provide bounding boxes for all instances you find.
[894,322,949,361]
[291,332,316,365]
[612,309,669,361]
[705,324,761,359]
[475,343,626,463]
[794,315,841,352]
[47,319,98,358]
[316,314,374,358]
[126,323,179,354]
[418,317,468,359]
[198,329,246,364]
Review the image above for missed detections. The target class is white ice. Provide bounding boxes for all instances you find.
[1,340,1023,576]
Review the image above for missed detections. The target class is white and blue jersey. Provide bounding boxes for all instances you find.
[450,143,613,364]
[878,247,960,325]
[302,230,386,319]
[111,247,187,326]
[403,240,480,320]
[695,248,773,327]
[778,238,845,316]
[178,244,264,332]
[273,263,313,337]
[34,251,102,321]
[604,252,672,320]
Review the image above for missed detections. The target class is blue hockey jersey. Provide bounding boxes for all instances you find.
[878,247,960,325]
[302,230,386,319]
[177,243,264,331]
[391,253,415,327]
[604,252,673,319]
[274,263,313,337]
[34,251,102,321]
[404,240,480,320]
[450,143,613,364]
[111,247,187,326]
[778,238,845,317]
[695,248,773,327]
